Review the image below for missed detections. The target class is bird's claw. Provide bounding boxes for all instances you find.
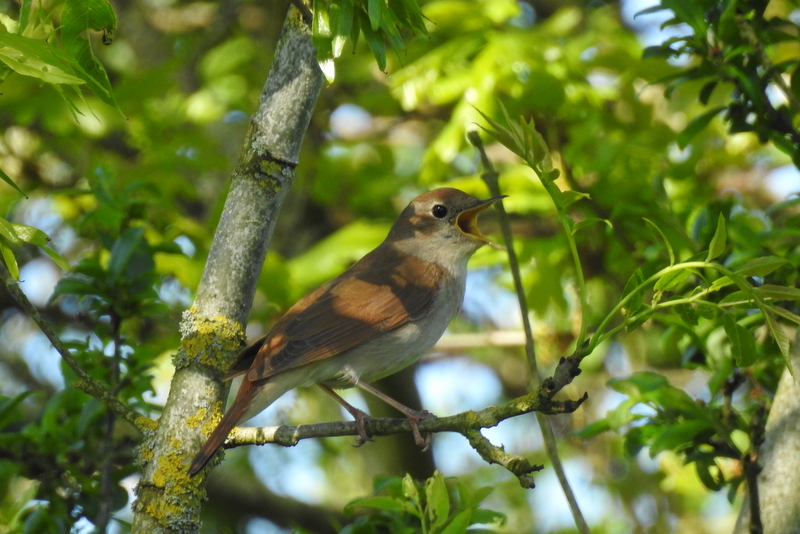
[405,409,434,449]
[351,409,375,447]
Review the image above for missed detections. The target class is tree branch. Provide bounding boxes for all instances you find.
[0,260,152,432]
[468,131,590,532]
[131,6,325,533]
[226,390,588,449]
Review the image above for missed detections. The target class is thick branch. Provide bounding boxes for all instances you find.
[131,7,324,534]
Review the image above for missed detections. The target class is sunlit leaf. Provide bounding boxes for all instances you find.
[0,32,85,86]
[706,213,726,261]
[654,269,691,292]
[40,246,72,272]
[0,240,19,280]
[643,218,675,265]
[571,217,612,235]
[735,256,789,277]
[764,309,791,364]
[722,313,757,367]
[61,0,119,108]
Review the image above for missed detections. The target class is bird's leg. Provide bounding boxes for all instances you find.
[318,384,374,446]
[351,380,434,448]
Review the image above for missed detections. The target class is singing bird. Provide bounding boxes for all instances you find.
[189,188,503,476]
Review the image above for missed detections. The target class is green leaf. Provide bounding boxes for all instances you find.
[649,419,712,456]
[0,164,27,197]
[674,303,699,327]
[107,227,145,282]
[359,11,386,71]
[722,313,758,367]
[402,473,420,503]
[40,245,72,272]
[698,81,718,105]
[609,372,669,396]
[0,240,19,280]
[397,0,427,34]
[343,496,408,515]
[695,457,724,491]
[441,509,472,534]
[0,391,35,429]
[19,0,33,35]
[654,269,691,292]
[471,508,506,526]
[764,310,791,364]
[425,472,449,529]
[754,284,800,301]
[678,106,725,149]
[559,190,590,209]
[11,223,49,246]
[368,0,384,31]
[572,419,611,439]
[330,0,354,57]
[49,275,99,301]
[719,290,755,306]
[572,217,613,235]
[771,305,800,326]
[735,256,790,277]
[0,218,22,247]
[643,218,675,265]
[0,32,86,85]
[621,268,646,317]
[706,213,726,261]
[61,0,119,108]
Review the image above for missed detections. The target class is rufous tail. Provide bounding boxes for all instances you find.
[188,400,248,476]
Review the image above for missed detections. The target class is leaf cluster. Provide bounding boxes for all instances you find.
[0,389,133,533]
[641,0,800,164]
[332,472,505,534]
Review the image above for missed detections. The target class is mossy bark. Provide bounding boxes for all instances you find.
[130,8,324,533]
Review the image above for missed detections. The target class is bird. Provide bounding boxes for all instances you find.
[188,187,504,476]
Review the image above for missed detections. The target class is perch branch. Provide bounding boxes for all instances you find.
[226,388,588,448]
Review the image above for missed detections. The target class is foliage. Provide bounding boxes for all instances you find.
[336,472,505,534]
[640,0,800,164]
[0,0,797,532]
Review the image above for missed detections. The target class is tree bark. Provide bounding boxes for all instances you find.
[130,7,324,533]
[734,329,800,534]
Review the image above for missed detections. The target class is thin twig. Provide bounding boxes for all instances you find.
[0,260,152,432]
[468,131,590,534]
[463,429,543,489]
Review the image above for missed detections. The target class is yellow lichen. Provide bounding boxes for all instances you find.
[185,409,207,429]
[175,312,245,370]
[136,416,158,431]
[200,402,225,435]
[152,438,190,489]
[260,159,282,176]
[145,500,182,524]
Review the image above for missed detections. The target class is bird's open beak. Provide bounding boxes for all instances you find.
[456,195,506,244]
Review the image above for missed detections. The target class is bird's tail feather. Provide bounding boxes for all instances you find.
[188,399,248,476]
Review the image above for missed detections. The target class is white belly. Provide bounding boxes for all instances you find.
[316,273,466,388]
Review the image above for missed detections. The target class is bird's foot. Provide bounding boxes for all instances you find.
[404,409,435,449]
[350,408,376,447]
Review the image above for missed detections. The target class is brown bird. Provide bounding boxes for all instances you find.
[189,188,503,476]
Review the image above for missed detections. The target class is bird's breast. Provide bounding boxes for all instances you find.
[321,272,467,387]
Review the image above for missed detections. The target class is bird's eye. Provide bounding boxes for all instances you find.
[432,205,448,218]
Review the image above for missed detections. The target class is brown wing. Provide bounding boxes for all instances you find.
[244,245,444,382]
